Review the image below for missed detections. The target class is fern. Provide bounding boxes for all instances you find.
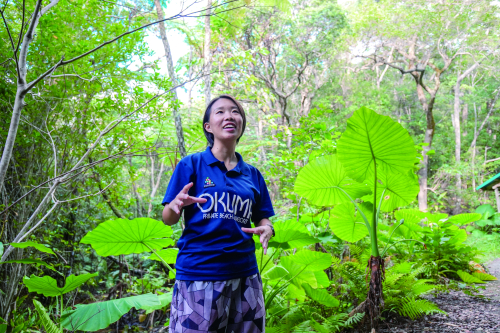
[33,300,62,333]
[290,320,315,333]
[409,280,438,297]
[344,312,365,327]
[384,273,404,288]
[398,297,445,320]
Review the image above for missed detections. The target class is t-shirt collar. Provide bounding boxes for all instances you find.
[202,146,249,175]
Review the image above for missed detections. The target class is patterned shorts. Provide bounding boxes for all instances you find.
[169,274,265,333]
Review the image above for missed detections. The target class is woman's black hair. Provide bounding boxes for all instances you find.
[203,95,247,147]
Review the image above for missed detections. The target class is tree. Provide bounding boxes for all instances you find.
[353,0,500,211]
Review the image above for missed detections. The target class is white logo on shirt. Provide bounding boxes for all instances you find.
[196,192,252,224]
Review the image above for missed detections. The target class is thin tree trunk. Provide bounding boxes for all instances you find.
[147,157,165,217]
[452,62,481,213]
[0,0,46,187]
[153,0,187,158]
[415,82,436,212]
[204,0,213,107]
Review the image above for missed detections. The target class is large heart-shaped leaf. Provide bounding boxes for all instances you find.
[425,213,449,223]
[288,250,332,271]
[267,220,320,249]
[263,266,289,280]
[142,292,173,314]
[313,270,330,288]
[447,213,482,226]
[81,218,173,256]
[302,284,339,307]
[330,202,369,243]
[457,270,485,284]
[337,106,416,183]
[294,155,371,206]
[394,209,425,224]
[475,204,496,220]
[280,250,332,289]
[446,229,467,246]
[10,242,55,256]
[24,273,98,296]
[148,248,178,264]
[363,172,419,212]
[280,258,320,289]
[472,272,497,281]
[61,294,160,331]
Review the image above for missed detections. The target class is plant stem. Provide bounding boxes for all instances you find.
[371,165,379,257]
[60,294,64,331]
[144,244,176,274]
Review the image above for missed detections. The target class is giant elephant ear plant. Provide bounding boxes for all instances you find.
[19,218,175,331]
[295,106,419,328]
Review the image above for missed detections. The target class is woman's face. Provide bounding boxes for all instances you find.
[204,98,243,144]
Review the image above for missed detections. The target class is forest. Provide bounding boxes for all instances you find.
[1,0,500,332]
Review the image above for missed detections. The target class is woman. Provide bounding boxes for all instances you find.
[162,95,275,333]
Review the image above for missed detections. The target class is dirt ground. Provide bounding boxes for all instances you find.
[377,259,500,333]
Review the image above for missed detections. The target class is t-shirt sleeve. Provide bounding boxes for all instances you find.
[162,159,194,206]
[252,170,275,223]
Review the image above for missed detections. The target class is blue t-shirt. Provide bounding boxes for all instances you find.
[162,146,275,281]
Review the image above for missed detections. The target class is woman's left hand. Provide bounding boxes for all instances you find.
[241,225,273,255]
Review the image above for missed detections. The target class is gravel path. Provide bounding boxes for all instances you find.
[377,259,500,333]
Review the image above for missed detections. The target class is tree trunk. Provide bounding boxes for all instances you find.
[453,80,462,214]
[204,0,213,107]
[366,256,384,329]
[153,0,187,158]
[415,83,436,212]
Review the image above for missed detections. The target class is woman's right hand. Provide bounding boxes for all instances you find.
[168,182,207,214]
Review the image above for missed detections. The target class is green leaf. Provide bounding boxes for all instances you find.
[23,273,98,296]
[142,292,173,314]
[475,204,496,220]
[0,242,3,258]
[263,266,289,280]
[61,294,160,331]
[294,155,371,206]
[302,283,339,307]
[446,229,467,246]
[337,106,416,183]
[267,220,320,249]
[313,270,330,288]
[447,213,482,225]
[475,220,490,227]
[33,300,62,333]
[288,250,332,271]
[425,213,448,223]
[10,242,55,255]
[280,258,319,289]
[492,214,500,226]
[363,171,420,212]
[81,218,173,256]
[330,202,369,242]
[471,272,497,281]
[148,248,178,264]
[457,270,485,284]
[394,209,425,224]
[1,259,57,272]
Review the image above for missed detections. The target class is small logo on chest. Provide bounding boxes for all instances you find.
[204,177,216,188]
